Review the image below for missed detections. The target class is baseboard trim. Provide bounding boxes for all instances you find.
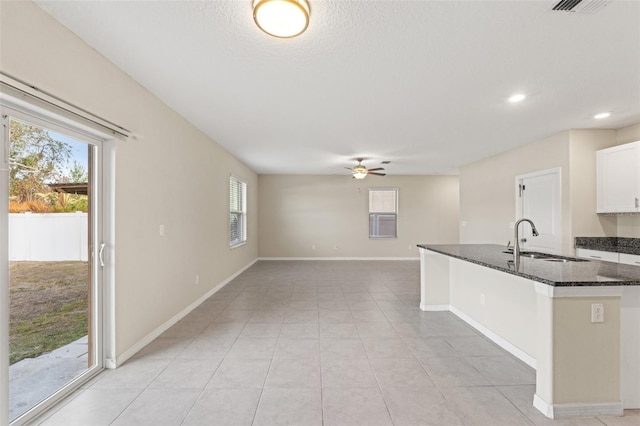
[419,303,450,311]
[533,394,623,419]
[113,258,258,368]
[418,303,537,369]
[258,257,419,261]
[449,305,537,369]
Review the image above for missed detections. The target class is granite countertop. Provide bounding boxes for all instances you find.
[575,237,640,256]
[417,244,640,287]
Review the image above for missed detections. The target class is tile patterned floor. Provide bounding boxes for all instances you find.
[33,260,640,425]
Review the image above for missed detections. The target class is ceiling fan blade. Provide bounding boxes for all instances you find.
[368,172,386,176]
[367,167,385,172]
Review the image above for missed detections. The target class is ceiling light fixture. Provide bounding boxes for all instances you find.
[352,165,368,180]
[508,93,526,103]
[253,0,310,38]
[594,112,611,119]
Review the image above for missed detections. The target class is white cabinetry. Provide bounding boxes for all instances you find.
[620,253,640,266]
[575,248,619,262]
[597,141,640,213]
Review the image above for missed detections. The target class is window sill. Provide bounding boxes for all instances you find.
[230,241,247,250]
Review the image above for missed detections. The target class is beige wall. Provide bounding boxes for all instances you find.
[1,2,258,359]
[460,125,639,254]
[258,175,459,258]
[459,131,573,252]
[616,123,640,237]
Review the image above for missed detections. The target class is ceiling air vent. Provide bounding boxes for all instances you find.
[551,0,608,13]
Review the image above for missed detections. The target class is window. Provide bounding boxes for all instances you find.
[369,188,397,238]
[229,175,247,247]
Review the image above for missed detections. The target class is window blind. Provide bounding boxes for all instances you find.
[229,175,247,247]
[369,189,398,238]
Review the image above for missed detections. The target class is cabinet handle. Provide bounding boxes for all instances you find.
[636,197,639,209]
[590,255,602,259]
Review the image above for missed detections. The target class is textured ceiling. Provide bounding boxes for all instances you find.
[35,0,640,175]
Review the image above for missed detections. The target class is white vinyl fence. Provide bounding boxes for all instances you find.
[9,212,88,261]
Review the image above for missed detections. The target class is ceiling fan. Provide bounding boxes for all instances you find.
[345,158,386,179]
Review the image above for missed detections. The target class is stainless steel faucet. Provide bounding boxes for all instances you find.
[513,218,539,262]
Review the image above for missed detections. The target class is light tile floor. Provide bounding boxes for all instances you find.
[33,260,640,425]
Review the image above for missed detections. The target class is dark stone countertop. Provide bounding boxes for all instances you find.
[575,237,640,256]
[417,244,640,287]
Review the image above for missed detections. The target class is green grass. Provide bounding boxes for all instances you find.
[9,261,88,365]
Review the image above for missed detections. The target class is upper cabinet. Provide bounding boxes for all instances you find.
[597,141,640,213]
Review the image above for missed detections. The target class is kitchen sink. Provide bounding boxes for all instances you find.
[503,250,588,262]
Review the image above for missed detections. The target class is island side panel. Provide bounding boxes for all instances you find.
[419,248,451,310]
[553,297,620,405]
[534,284,624,418]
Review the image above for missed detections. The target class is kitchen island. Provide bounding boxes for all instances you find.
[418,244,640,419]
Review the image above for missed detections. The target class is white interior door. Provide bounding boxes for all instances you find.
[516,168,561,254]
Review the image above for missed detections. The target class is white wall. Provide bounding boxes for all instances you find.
[9,212,87,261]
[258,175,460,258]
[1,1,258,358]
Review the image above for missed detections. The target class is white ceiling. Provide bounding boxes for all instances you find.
[35,0,640,175]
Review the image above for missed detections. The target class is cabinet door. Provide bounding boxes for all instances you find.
[619,253,640,266]
[575,248,619,262]
[596,141,640,213]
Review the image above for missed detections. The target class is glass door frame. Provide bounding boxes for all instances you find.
[1,102,111,425]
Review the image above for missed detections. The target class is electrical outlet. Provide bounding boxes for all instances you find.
[159,225,165,237]
[591,303,604,323]
[480,294,486,305]
[195,275,199,285]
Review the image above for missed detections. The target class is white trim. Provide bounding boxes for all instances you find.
[114,258,258,367]
[258,257,419,261]
[534,282,626,298]
[534,394,623,419]
[417,301,537,369]
[102,143,117,370]
[1,115,10,425]
[419,303,450,311]
[450,306,537,369]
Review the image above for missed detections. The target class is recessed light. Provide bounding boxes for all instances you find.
[508,93,526,103]
[594,112,611,119]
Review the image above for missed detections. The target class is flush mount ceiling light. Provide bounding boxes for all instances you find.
[508,93,526,103]
[253,0,310,38]
[594,112,611,119]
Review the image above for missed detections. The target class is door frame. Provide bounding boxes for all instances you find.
[0,99,116,425]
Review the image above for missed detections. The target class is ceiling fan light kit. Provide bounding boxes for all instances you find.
[253,0,310,38]
[346,158,386,179]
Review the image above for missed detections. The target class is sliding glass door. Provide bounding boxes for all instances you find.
[1,107,104,425]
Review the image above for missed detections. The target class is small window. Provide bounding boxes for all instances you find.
[229,175,247,247]
[369,189,397,238]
